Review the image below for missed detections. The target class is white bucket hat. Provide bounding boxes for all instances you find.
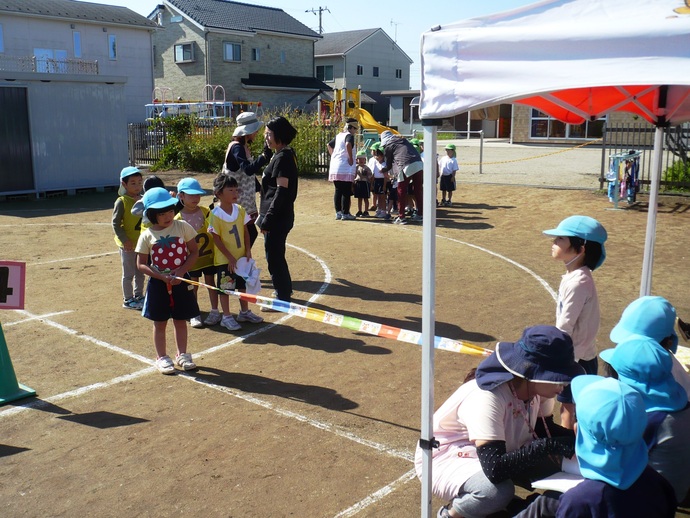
[233,112,263,137]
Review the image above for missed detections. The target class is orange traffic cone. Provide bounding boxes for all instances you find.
[0,323,35,405]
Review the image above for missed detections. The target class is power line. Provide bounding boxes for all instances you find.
[305,6,330,34]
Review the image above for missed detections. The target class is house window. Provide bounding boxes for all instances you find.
[395,69,402,79]
[0,24,4,53]
[356,64,363,76]
[373,66,379,77]
[108,34,117,60]
[251,48,260,61]
[280,51,286,63]
[316,65,334,82]
[174,42,194,63]
[73,31,82,58]
[530,109,606,139]
[224,42,241,62]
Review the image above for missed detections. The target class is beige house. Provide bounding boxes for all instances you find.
[150,0,330,112]
[315,28,412,123]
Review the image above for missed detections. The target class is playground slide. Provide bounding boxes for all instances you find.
[352,108,399,135]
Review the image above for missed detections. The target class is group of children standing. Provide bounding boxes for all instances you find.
[112,167,264,374]
[349,139,460,220]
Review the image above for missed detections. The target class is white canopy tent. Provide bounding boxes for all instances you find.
[417,1,690,515]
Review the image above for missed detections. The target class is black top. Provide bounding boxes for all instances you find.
[259,147,298,231]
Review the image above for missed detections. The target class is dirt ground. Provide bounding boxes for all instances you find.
[0,162,689,517]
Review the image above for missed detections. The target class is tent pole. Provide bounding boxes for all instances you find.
[640,125,664,296]
[421,120,441,518]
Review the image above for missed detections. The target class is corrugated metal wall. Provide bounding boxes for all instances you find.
[27,80,128,193]
[0,87,34,192]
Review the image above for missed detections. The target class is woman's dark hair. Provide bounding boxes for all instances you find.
[266,116,297,146]
[213,172,238,195]
[146,204,178,224]
[143,175,165,193]
[569,236,603,271]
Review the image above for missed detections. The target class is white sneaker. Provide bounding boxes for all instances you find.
[155,355,175,375]
[393,217,408,225]
[203,310,222,325]
[190,316,204,328]
[220,315,242,331]
[236,310,264,323]
[175,353,197,371]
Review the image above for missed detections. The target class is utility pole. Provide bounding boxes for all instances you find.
[390,19,400,42]
[305,6,330,34]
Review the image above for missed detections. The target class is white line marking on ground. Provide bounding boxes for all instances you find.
[30,252,118,266]
[13,309,153,365]
[396,226,558,301]
[333,469,418,518]
[0,222,110,227]
[4,310,73,326]
[180,373,413,461]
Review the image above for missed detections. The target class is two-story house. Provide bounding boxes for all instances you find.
[314,28,412,124]
[150,0,331,112]
[0,0,157,195]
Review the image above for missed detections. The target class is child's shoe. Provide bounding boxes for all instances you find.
[335,211,343,220]
[220,315,242,331]
[355,211,363,217]
[203,310,222,325]
[393,217,408,225]
[155,355,175,374]
[341,213,356,220]
[236,310,264,323]
[362,211,370,217]
[175,353,197,371]
[190,316,204,328]
[123,297,143,310]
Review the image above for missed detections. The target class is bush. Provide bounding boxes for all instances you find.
[152,109,335,175]
[662,160,690,192]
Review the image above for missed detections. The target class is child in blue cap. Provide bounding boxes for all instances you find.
[113,166,145,310]
[135,187,200,374]
[610,296,690,399]
[516,375,677,517]
[600,336,690,503]
[174,178,219,329]
[543,215,607,429]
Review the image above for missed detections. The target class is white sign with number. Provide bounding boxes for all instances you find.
[0,261,26,310]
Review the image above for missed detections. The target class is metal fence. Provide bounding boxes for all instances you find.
[600,122,690,191]
[0,55,99,75]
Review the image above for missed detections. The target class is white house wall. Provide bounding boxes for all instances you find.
[0,12,153,123]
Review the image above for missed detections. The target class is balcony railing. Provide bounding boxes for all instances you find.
[0,55,99,75]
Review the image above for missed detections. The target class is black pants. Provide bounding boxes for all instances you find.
[333,180,353,214]
[264,215,294,302]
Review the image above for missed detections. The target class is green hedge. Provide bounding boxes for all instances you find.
[151,111,336,175]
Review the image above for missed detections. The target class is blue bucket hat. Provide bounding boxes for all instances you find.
[177,178,206,195]
[610,296,678,353]
[600,337,687,412]
[120,166,141,181]
[572,375,649,490]
[543,215,608,269]
[142,187,177,211]
[475,325,584,390]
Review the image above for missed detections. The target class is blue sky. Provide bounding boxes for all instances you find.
[88,0,538,89]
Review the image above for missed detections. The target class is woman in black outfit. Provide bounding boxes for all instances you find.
[257,116,298,305]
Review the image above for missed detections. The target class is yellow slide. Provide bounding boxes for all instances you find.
[350,108,400,135]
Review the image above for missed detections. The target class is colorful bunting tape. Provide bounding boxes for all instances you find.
[175,276,493,358]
